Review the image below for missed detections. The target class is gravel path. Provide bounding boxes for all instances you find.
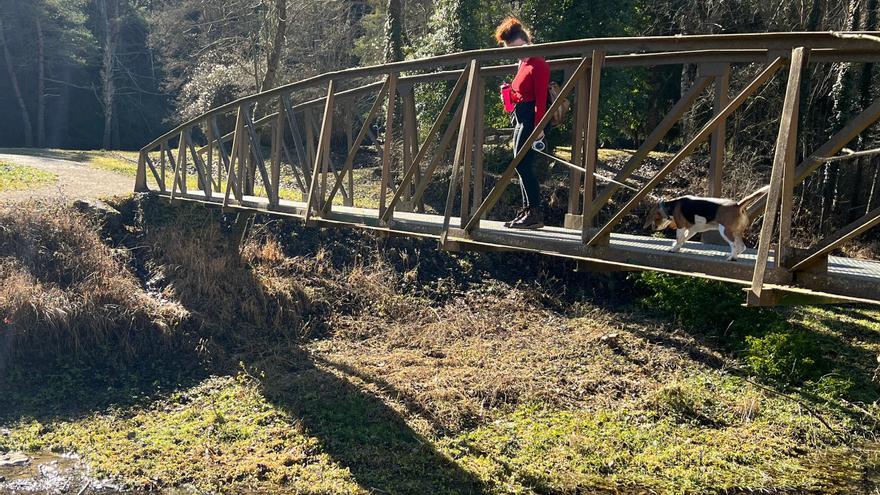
[0,152,134,203]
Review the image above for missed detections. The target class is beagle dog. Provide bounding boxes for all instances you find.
[644,186,769,261]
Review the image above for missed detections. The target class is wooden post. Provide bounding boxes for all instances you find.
[223,106,246,206]
[173,131,188,197]
[472,76,486,218]
[345,100,355,206]
[702,63,730,245]
[778,48,808,268]
[708,63,730,197]
[135,151,148,192]
[379,73,398,220]
[565,65,588,227]
[401,85,418,209]
[441,60,480,241]
[239,114,250,196]
[581,50,605,239]
[270,102,284,206]
[305,108,316,175]
[748,48,806,305]
[459,66,481,228]
[305,80,336,222]
[206,120,215,192]
[160,143,166,191]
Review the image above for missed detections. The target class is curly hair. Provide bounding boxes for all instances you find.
[494,16,531,45]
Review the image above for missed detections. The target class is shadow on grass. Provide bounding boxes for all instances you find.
[252,351,485,494]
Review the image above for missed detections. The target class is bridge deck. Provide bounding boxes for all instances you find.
[165,190,880,305]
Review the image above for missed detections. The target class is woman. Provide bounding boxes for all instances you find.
[495,16,550,230]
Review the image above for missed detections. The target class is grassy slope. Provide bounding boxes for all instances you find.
[2,196,880,494]
[0,161,56,191]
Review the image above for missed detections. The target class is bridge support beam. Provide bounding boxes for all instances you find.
[580,50,605,236]
[378,73,399,220]
[305,80,337,223]
[441,60,481,245]
[702,62,730,246]
[748,47,807,306]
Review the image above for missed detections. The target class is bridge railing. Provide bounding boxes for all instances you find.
[137,33,880,306]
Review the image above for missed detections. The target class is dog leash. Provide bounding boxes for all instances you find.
[529,141,640,192]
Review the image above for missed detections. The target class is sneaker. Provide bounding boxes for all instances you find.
[504,207,528,228]
[510,207,544,230]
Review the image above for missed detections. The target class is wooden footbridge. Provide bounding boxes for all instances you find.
[136,33,880,307]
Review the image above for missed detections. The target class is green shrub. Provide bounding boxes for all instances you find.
[744,331,827,384]
[633,273,832,387]
[633,272,787,336]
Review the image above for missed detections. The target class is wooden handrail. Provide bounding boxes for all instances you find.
[141,33,880,152]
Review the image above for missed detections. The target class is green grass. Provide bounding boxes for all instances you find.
[0,148,140,174]
[0,161,56,191]
[1,375,362,494]
[442,384,862,495]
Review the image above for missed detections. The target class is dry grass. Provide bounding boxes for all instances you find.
[0,201,184,366]
[312,287,712,435]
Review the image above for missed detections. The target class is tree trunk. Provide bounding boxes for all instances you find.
[259,0,287,93]
[851,0,878,220]
[0,16,34,147]
[36,15,46,148]
[383,0,403,63]
[99,0,119,150]
[823,0,861,230]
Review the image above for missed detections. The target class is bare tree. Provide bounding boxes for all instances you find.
[36,14,46,147]
[0,16,34,147]
[98,0,120,150]
[259,0,288,93]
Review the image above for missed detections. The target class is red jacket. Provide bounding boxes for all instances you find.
[511,56,551,123]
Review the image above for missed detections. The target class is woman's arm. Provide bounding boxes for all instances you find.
[532,60,551,124]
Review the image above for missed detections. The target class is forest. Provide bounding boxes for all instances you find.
[0,0,875,238]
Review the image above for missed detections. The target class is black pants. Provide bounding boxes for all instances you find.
[512,102,541,208]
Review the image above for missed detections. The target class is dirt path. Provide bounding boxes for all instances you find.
[0,152,133,203]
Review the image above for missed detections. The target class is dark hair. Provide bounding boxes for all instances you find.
[494,16,531,46]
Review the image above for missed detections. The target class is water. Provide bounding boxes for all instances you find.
[0,452,125,494]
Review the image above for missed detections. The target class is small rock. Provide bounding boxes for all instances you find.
[73,198,122,232]
[0,452,30,467]
[0,474,6,482]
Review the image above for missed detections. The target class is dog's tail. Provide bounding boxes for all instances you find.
[737,185,770,208]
